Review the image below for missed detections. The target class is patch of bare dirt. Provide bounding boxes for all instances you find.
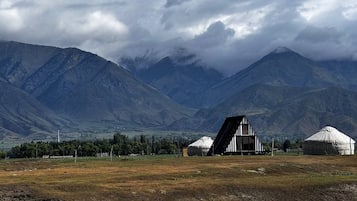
[1,183,356,201]
[0,185,62,201]
[170,183,357,201]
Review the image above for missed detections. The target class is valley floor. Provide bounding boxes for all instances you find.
[0,155,356,201]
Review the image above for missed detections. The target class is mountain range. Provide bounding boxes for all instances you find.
[1,41,357,140]
[168,47,357,138]
[170,85,357,138]
[192,47,357,108]
[0,41,191,140]
[121,50,224,107]
[0,78,71,140]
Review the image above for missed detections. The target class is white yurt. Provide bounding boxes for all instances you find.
[187,136,213,156]
[303,126,355,155]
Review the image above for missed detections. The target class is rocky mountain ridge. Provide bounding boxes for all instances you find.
[167,47,357,138]
[1,41,357,140]
[122,52,224,107]
[0,41,192,139]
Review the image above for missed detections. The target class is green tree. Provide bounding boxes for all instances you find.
[0,151,6,159]
[8,145,22,158]
[36,142,51,157]
[80,142,99,156]
[94,139,111,153]
[283,139,291,152]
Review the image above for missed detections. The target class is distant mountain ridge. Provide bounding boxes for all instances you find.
[122,52,224,107]
[193,47,356,108]
[168,47,357,138]
[170,85,357,138]
[1,41,357,140]
[0,79,70,140]
[0,41,192,139]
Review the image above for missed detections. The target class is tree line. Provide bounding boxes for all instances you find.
[5,133,192,158]
[0,134,304,159]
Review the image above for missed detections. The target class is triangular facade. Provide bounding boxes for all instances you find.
[208,115,264,155]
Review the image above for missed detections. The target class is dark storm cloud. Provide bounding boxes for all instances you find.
[292,26,353,60]
[295,26,342,43]
[164,0,190,8]
[1,0,357,75]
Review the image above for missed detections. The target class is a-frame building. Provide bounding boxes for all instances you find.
[208,115,264,155]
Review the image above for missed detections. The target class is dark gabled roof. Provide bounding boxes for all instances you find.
[208,115,245,155]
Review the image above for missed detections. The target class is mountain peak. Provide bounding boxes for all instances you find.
[271,47,293,54]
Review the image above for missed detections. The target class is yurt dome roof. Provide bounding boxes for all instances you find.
[188,136,213,149]
[305,126,355,144]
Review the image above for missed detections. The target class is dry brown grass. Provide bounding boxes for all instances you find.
[0,155,356,200]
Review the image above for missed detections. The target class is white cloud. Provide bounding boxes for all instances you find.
[58,11,128,42]
[342,1,357,20]
[1,0,357,75]
[225,4,275,39]
[0,4,23,32]
[297,0,340,22]
[192,21,234,48]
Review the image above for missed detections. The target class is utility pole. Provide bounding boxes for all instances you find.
[35,143,38,158]
[271,138,274,156]
[57,130,60,143]
[176,139,180,157]
[110,145,113,162]
[75,149,77,164]
[151,135,155,155]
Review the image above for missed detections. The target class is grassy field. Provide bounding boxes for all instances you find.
[0,155,356,201]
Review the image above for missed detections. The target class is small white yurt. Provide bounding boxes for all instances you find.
[187,136,213,156]
[303,126,355,155]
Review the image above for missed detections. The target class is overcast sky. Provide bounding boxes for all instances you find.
[1,0,357,75]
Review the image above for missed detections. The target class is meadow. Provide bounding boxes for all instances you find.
[0,155,356,201]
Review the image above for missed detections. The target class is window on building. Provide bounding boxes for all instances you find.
[242,124,248,135]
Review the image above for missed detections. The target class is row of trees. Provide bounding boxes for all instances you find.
[1,133,304,159]
[6,133,193,158]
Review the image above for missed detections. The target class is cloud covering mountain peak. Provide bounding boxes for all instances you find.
[1,0,357,75]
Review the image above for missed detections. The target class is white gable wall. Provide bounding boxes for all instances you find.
[226,117,262,153]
